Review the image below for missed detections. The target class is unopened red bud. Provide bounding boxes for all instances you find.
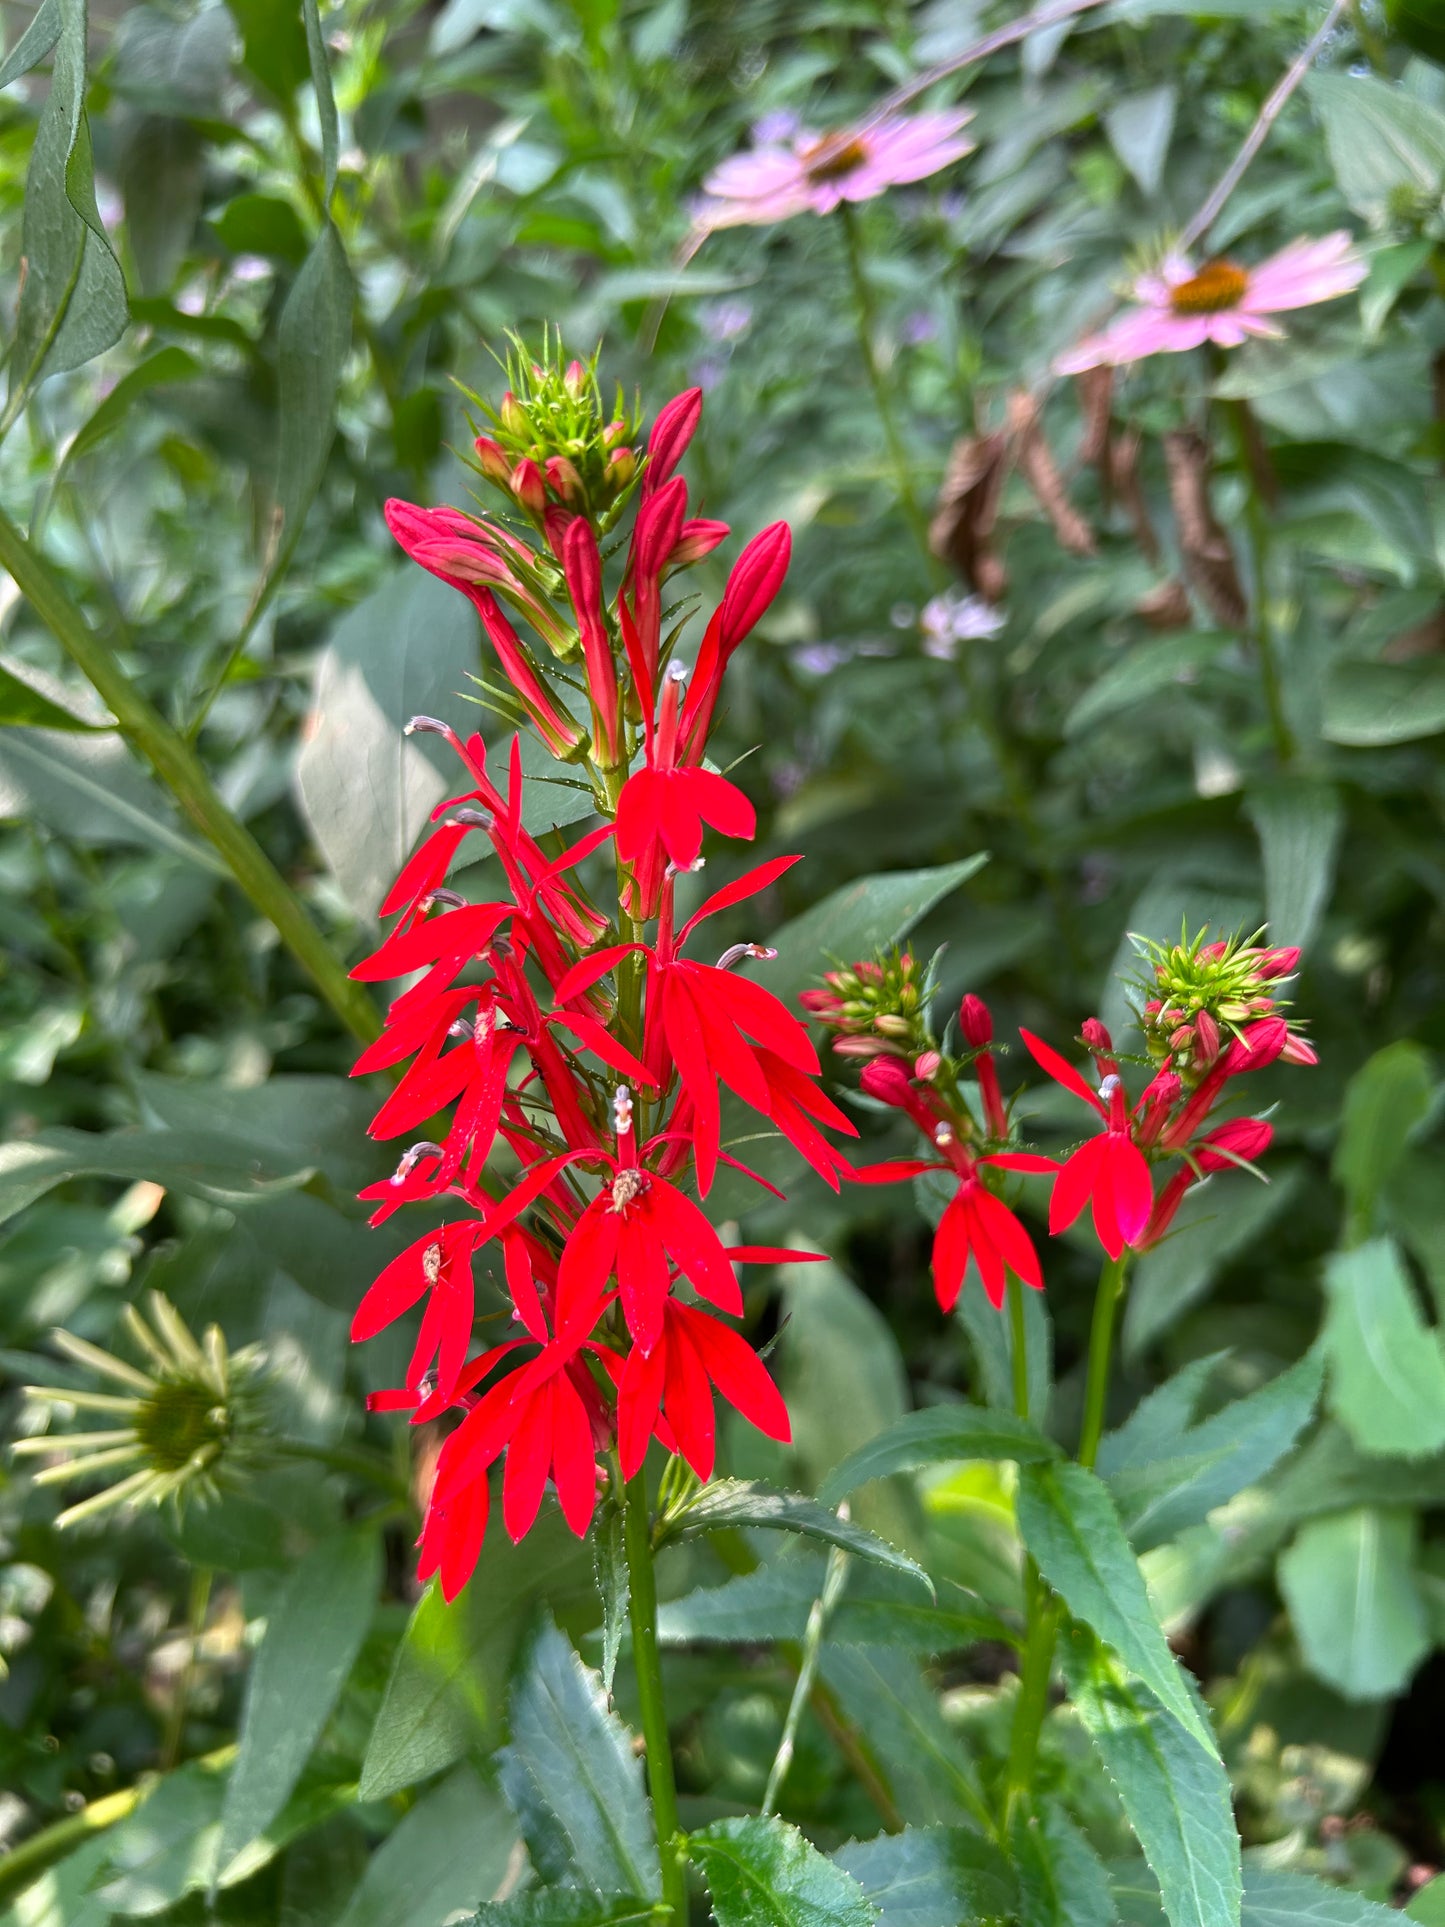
[857,961,886,985]
[915,1050,943,1081]
[1145,998,1163,1015]
[1199,940,1228,963]
[799,988,840,1015]
[1171,1024,1195,1053]
[833,1035,893,1059]
[564,358,586,396]
[959,994,993,1047]
[1082,1018,1115,1056]
[545,455,585,505]
[875,1013,913,1039]
[668,518,730,569]
[1221,1016,1288,1076]
[474,435,511,485]
[1193,1010,1220,1067]
[1195,1116,1273,1172]
[1281,1034,1318,1066]
[860,1056,915,1103]
[1257,946,1301,980]
[607,447,636,488]
[602,417,629,448]
[510,458,546,516]
[644,386,703,500]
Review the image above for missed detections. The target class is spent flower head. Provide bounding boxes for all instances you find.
[1131,923,1309,1084]
[14,1294,270,1529]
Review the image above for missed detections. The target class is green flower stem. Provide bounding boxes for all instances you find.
[161,1567,212,1772]
[1002,1272,1058,1828]
[1078,1253,1129,1471]
[0,505,380,1044]
[1228,399,1295,768]
[622,1470,688,1920]
[838,203,938,572]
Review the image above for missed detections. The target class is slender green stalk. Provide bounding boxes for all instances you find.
[1228,399,1295,768]
[0,506,379,1043]
[1001,1272,1057,1827]
[621,1471,688,1920]
[838,204,936,569]
[161,1567,212,1772]
[1078,1254,1128,1471]
[762,1540,849,1817]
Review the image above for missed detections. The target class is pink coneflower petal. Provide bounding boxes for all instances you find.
[1056,309,1215,373]
[1240,231,1366,312]
[699,107,975,230]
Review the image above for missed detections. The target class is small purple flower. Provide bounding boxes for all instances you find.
[920,592,1004,660]
[901,310,938,347]
[699,299,754,344]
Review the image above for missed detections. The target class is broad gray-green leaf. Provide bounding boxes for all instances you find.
[276,221,352,556]
[833,1825,1015,1926]
[1243,1867,1404,1927]
[135,1070,378,1197]
[1064,634,1231,738]
[1015,1462,1214,1751]
[302,0,339,196]
[1246,781,1342,952]
[7,0,127,424]
[1010,1800,1114,1927]
[0,0,61,88]
[334,1768,518,1927]
[1324,1237,1445,1458]
[1125,1169,1300,1359]
[820,1403,1059,1507]
[359,1509,592,1800]
[660,1479,931,1591]
[0,729,222,870]
[0,1831,111,1927]
[1099,1351,1324,1552]
[497,1617,658,1900]
[757,854,987,1012]
[1062,1629,1241,1927]
[1322,658,1445,746]
[656,1556,1009,1653]
[820,1646,988,1829]
[1333,1045,1434,1233]
[0,1125,315,1228]
[1278,1507,1429,1701]
[0,661,106,730]
[1308,71,1445,222]
[1104,84,1176,196]
[471,1900,656,1926]
[691,1816,873,1927]
[218,1527,379,1866]
[956,1262,1052,1426]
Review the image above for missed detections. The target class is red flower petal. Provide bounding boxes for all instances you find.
[1018,1029,1106,1113]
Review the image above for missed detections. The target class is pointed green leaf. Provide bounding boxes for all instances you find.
[218,1527,379,1866]
[1243,1867,1404,1927]
[302,0,339,196]
[1333,1047,1434,1232]
[657,1557,1009,1654]
[592,1497,628,1697]
[660,1479,932,1592]
[820,1404,1059,1507]
[0,660,107,730]
[335,1768,519,1927]
[1062,1628,1241,1927]
[0,0,61,89]
[1324,1238,1445,1458]
[1010,1799,1114,1927]
[1016,1462,1215,1751]
[691,1816,874,1927]
[1308,71,1445,222]
[1246,780,1342,952]
[833,1824,1015,1925]
[1278,1507,1429,1701]
[819,1646,988,1830]
[275,220,352,556]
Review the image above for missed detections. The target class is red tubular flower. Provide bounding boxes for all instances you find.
[625,476,689,688]
[679,522,792,759]
[352,1220,484,1401]
[643,387,703,501]
[616,1298,790,1481]
[1019,1030,1154,1261]
[959,994,1008,1137]
[563,518,622,767]
[1140,1116,1275,1249]
[670,519,730,569]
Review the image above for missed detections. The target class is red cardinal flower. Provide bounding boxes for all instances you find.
[616,1297,791,1481]
[1020,1030,1154,1261]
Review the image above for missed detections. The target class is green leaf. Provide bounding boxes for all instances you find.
[1278,1507,1429,1701]
[955,1264,1052,1426]
[1409,1876,1445,1925]
[660,1479,932,1592]
[0,1832,111,1927]
[224,0,309,100]
[471,1900,657,1926]
[1009,1800,1114,1927]
[691,1816,874,1927]
[0,0,61,89]
[359,1508,592,1800]
[1098,1351,1324,1552]
[1333,1045,1434,1232]
[0,728,224,870]
[1125,1170,1301,1359]
[1103,84,1176,196]
[6,0,127,425]
[1064,634,1231,738]
[0,1124,315,1228]
[46,345,199,498]
[656,1557,1010,1654]
[496,1616,659,1900]
[334,1767,519,1927]
[218,1527,379,1866]
[592,1496,628,1697]
[819,1646,989,1829]
[1245,781,1342,953]
[1062,1629,1241,1927]
[134,1070,379,1197]
[820,1404,1059,1507]
[1324,1237,1445,1458]
[275,221,352,557]
[757,855,988,1012]
[1307,71,1445,222]
[1322,658,1445,746]
[0,659,106,730]
[1015,1462,1215,1751]
[302,0,340,197]
[1243,1867,1404,1927]
[833,1824,1016,1925]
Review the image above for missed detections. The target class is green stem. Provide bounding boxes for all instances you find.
[0,506,379,1044]
[838,204,937,572]
[1078,1253,1128,1471]
[763,1540,849,1818]
[1228,399,1295,767]
[621,1471,687,1920]
[161,1566,212,1772]
[1001,1273,1057,1827]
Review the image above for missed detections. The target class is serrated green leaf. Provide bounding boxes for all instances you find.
[756,855,987,1013]
[691,1816,874,1927]
[660,1478,931,1592]
[470,1899,656,1926]
[218,1527,379,1867]
[1010,1799,1114,1927]
[833,1824,1015,1925]
[1062,1629,1241,1927]
[497,1617,659,1899]
[1243,1867,1404,1927]
[819,1646,989,1829]
[819,1404,1059,1507]
[1278,1507,1429,1702]
[1324,1238,1445,1458]
[1333,1046,1434,1232]
[359,1508,592,1800]
[1099,1351,1324,1552]
[1016,1462,1214,1751]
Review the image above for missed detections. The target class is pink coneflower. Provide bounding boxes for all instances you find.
[699,110,975,229]
[1056,233,1365,374]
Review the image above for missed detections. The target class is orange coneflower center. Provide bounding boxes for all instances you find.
[1168,260,1250,315]
[800,135,869,183]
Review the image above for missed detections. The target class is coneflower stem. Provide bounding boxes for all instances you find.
[621,1468,688,1918]
[838,204,938,573]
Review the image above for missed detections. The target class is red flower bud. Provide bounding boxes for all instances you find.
[1281,1033,1318,1067]
[1256,946,1301,979]
[1220,1016,1288,1076]
[915,1050,943,1081]
[668,518,731,570]
[564,358,586,396]
[545,454,585,506]
[959,993,993,1047]
[608,447,637,487]
[1193,1009,1220,1068]
[510,458,546,517]
[1195,1116,1273,1172]
[721,522,792,648]
[474,435,511,485]
[644,387,703,501]
[860,1056,916,1104]
[833,1035,894,1059]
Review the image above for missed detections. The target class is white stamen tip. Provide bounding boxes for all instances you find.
[1098,1074,1122,1100]
[934,1123,954,1146]
[666,660,689,683]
